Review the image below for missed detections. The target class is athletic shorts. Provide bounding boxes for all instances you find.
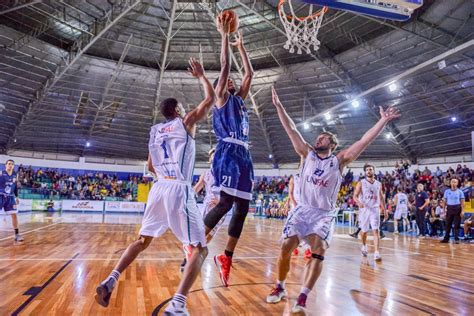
[0,194,17,215]
[139,180,206,247]
[359,208,380,233]
[212,141,254,200]
[282,205,335,247]
[394,207,408,220]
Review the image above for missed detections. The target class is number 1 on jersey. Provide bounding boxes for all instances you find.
[161,140,170,159]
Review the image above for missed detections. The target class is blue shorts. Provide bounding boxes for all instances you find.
[212,141,254,200]
[0,194,17,214]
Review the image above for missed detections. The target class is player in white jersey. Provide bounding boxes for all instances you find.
[95,58,216,316]
[354,165,385,261]
[393,186,410,234]
[266,87,400,314]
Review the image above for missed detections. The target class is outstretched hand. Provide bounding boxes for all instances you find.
[379,106,400,123]
[230,31,244,48]
[187,57,204,78]
[271,86,283,108]
[216,13,233,35]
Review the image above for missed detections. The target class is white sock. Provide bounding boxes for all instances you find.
[277,280,285,289]
[171,294,187,307]
[300,287,311,296]
[103,270,120,291]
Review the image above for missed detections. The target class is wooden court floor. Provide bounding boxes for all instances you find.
[0,213,472,315]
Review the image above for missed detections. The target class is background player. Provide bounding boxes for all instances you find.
[393,186,410,234]
[266,87,400,314]
[203,13,254,287]
[95,58,215,316]
[1,159,23,242]
[353,165,385,261]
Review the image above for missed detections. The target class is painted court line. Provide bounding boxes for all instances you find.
[0,221,62,242]
[0,253,409,262]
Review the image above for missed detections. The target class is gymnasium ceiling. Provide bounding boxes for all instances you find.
[0,0,473,164]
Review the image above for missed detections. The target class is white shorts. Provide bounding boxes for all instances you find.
[139,180,206,247]
[282,205,335,247]
[394,207,408,220]
[359,208,380,233]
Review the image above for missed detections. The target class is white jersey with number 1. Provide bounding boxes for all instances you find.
[140,117,205,247]
[148,117,195,182]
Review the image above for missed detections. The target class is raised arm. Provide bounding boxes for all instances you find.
[272,86,311,157]
[232,32,254,100]
[337,106,400,170]
[193,174,205,194]
[183,58,216,136]
[215,14,232,106]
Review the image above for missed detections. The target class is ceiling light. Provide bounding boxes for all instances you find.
[385,133,393,139]
[451,116,457,122]
[268,154,273,159]
[303,122,310,130]
[351,100,360,108]
[388,82,398,92]
[324,112,331,120]
[86,142,91,147]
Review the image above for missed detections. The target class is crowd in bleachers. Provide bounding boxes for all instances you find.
[15,165,147,201]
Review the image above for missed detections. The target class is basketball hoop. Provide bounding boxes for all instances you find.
[278,0,328,54]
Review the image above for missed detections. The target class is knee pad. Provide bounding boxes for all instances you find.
[311,253,324,261]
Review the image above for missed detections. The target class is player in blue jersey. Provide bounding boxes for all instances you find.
[1,159,23,242]
[203,14,254,287]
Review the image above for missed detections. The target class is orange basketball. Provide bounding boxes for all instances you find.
[219,10,239,33]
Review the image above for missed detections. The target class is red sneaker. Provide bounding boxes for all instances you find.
[214,253,232,287]
[304,248,312,260]
[293,248,299,256]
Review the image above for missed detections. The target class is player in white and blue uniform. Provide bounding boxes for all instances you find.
[1,159,23,242]
[95,58,216,316]
[203,18,254,287]
[266,87,400,313]
[393,186,410,233]
[354,165,385,261]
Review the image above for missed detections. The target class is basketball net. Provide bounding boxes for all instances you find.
[278,0,328,54]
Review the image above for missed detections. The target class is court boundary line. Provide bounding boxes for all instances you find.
[11,252,79,316]
[0,253,412,262]
[0,221,62,242]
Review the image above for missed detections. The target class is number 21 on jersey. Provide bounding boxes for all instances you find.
[222,175,232,187]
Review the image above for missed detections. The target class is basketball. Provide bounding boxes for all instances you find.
[219,10,239,33]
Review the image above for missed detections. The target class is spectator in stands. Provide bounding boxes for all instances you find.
[47,199,54,212]
[441,178,465,244]
[429,200,442,237]
[463,215,473,240]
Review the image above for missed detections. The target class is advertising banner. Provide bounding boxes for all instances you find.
[62,200,104,212]
[105,201,145,212]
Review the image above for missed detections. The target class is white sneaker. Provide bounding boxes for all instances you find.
[361,245,368,257]
[266,286,287,303]
[291,301,306,314]
[374,252,382,262]
[164,301,189,316]
[394,231,399,235]
[14,234,24,242]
